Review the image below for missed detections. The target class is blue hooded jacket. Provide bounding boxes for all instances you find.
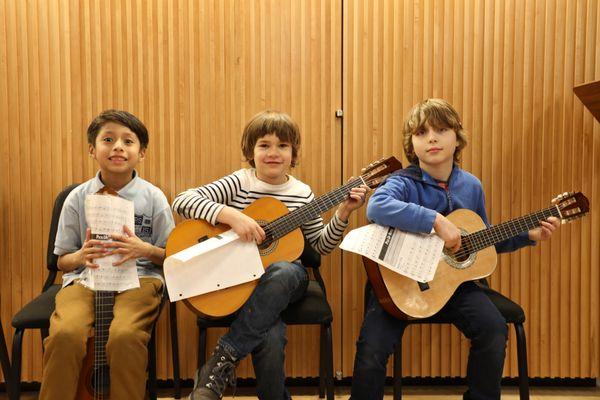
[367,163,534,253]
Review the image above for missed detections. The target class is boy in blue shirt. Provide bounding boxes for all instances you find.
[39,109,175,400]
[351,99,560,400]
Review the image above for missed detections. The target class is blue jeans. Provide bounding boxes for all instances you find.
[219,261,309,400]
[351,281,508,400]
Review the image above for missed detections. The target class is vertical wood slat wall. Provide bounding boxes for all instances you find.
[0,0,598,384]
[0,0,342,381]
[342,0,600,379]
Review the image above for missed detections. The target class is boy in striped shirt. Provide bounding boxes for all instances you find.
[173,110,367,400]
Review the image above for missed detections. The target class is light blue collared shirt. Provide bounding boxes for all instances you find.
[54,170,175,287]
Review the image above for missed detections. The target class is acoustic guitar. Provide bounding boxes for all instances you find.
[364,191,589,320]
[166,156,402,318]
[75,290,115,399]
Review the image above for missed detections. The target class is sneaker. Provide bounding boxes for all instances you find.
[188,345,239,400]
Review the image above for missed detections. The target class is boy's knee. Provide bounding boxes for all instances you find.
[262,262,305,289]
[106,327,148,354]
[47,325,89,355]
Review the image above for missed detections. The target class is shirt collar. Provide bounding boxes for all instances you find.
[91,170,139,200]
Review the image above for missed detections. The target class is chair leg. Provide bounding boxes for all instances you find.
[318,324,326,398]
[148,329,158,400]
[198,327,207,370]
[170,302,181,399]
[324,323,334,400]
[514,323,530,400]
[10,329,24,400]
[393,342,402,400]
[0,322,11,399]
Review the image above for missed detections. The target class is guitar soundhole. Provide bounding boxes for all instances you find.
[256,220,277,256]
[443,234,476,269]
[446,242,472,262]
[90,365,110,395]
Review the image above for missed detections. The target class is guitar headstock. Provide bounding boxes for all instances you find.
[552,192,589,223]
[360,156,403,189]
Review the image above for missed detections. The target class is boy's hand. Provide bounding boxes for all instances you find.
[78,228,107,269]
[104,225,153,266]
[218,207,266,244]
[433,213,462,253]
[528,217,560,241]
[336,183,369,222]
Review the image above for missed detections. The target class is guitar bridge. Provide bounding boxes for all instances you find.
[197,235,209,243]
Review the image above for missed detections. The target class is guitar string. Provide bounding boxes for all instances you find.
[448,207,561,260]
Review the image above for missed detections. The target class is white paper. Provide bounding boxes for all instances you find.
[163,230,265,301]
[340,224,444,282]
[80,194,140,292]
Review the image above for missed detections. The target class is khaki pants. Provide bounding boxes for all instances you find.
[39,278,163,400]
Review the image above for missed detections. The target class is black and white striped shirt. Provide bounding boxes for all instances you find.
[172,168,348,255]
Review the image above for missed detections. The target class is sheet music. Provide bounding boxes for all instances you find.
[80,194,140,292]
[164,230,264,301]
[340,224,444,282]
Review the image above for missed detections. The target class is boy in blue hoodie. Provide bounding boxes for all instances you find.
[350,99,560,400]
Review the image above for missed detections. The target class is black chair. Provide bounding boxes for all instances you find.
[9,184,181,400]
[380,280,529,400]
[196,239,334,400]
[1,312,12,398]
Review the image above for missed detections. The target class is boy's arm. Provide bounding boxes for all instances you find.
[58,228,106,272]
[171,173,242,225]
[216,206,266,243]
[367,177,437,233]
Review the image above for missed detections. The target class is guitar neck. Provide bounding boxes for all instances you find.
[264,177,365,241]
[94,291,115,367]
[466,206,561,252]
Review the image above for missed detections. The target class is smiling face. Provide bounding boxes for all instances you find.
[90,122,145,179]
[251,133,293,185]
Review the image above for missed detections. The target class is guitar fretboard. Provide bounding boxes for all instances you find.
[465,206,561,252]
[262,176,366,243]
[94,291,115,367]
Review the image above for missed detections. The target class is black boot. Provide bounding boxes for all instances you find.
[188,345,239,400]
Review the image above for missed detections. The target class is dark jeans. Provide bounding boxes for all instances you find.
[220,261,309,400]
[351,281,508,400]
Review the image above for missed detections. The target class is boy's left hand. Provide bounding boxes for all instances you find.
[336,184,369,222]
[528,217,560,241]
[105,225,152,266]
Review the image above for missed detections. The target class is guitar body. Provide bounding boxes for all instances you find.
[166,196,304,318]
[365,208,497,319]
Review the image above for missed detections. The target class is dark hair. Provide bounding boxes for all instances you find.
[87,109,149,149]
[241,110,301,167]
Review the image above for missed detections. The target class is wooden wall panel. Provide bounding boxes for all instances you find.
[0,0,342,382]
[0,0,599,387]
[342,0,600,379]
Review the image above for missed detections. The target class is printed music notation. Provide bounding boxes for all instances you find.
[340,224,444,282]
[80,194,140,292]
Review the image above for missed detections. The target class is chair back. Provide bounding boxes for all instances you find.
[300,235,321,269]
[47,184,80,272]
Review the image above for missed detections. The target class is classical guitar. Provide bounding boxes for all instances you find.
[75,188,121,399]
[166,156,402,318]
[75,290,115,399]
[364,191,589,320]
